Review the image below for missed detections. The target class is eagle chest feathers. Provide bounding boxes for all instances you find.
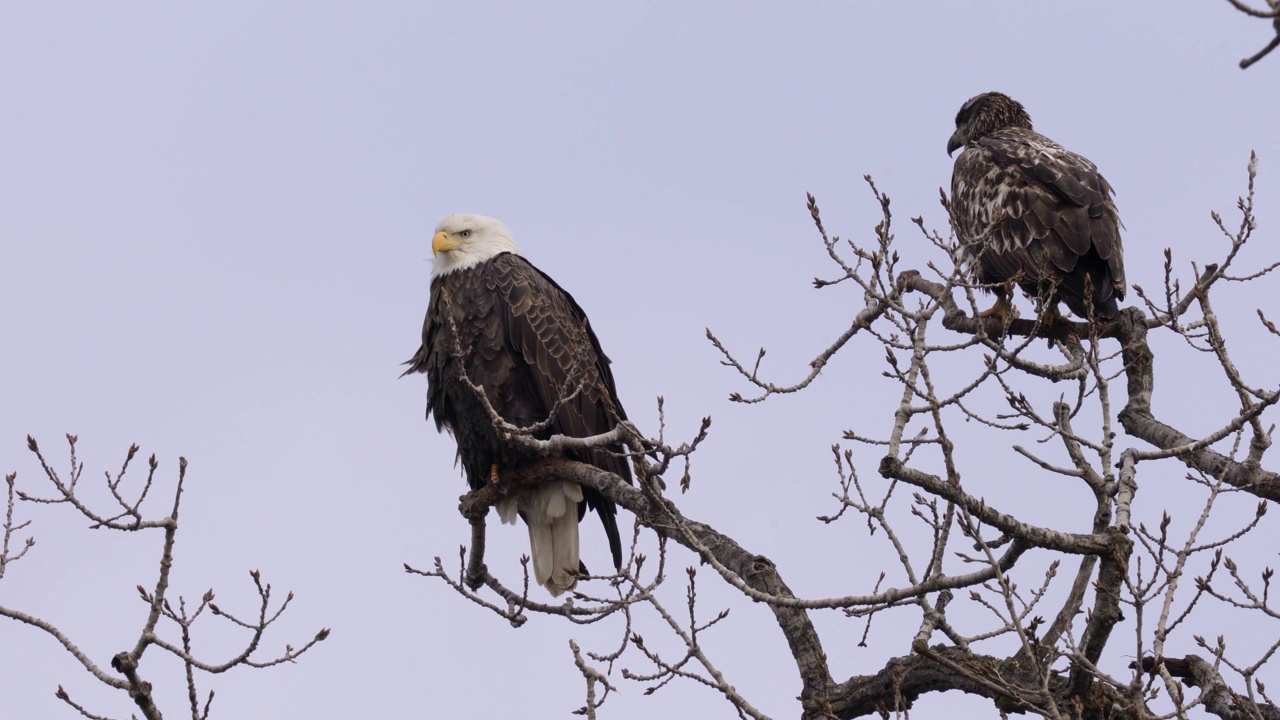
[425,255,568,485]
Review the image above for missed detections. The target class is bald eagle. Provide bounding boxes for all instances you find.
[404,214,632,596]
[947,92,1126,321]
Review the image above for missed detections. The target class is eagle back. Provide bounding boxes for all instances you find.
[950,126,1126,310]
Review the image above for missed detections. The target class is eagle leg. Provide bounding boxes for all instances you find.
[978,289,1013,323]
[489,463,501,485]
[1040,303,1065,328]
[1037,303,1077,346]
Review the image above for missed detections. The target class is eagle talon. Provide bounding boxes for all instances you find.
[1037,304,1076,345]
[1040,304,1065,328]
[978,293,1014,323]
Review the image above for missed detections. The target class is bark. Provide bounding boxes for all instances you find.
[1138,656,1280,720]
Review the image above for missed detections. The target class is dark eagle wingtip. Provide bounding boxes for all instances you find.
[399,355,423,378]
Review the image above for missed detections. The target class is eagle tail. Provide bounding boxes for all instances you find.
[1058,268,1121,321]
[510,481,584,597]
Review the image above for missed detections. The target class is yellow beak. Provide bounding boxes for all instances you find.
[432,231,461,256]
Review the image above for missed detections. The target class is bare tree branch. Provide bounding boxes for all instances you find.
[423,159,1280,720]
[3,437,328,718]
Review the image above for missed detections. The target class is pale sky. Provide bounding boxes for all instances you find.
[3,3,1279,718]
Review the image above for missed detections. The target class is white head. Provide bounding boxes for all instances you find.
[429,213,521,278]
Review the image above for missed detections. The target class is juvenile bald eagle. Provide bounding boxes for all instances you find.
[948,92,1126,321]
[404,214,632,596]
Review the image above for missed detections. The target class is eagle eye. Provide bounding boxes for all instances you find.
[459,229,472,238]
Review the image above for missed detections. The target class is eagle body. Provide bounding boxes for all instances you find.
[948,92,1125,320]
[405,214,630,596]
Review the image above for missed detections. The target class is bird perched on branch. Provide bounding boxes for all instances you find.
[404,214,633,596]
[947,91,1126,322]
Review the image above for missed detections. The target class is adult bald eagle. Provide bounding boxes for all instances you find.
[947,91,1126,321]
[404,214,632,596]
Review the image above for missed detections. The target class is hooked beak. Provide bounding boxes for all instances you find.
[946,131,964,157]
[432,231,460,256]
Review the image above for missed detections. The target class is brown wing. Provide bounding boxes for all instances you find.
[494,254,633,568]
[951,127,1125,318]
[406,253,632,569]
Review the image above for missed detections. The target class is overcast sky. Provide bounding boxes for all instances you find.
[3,3,1279,718]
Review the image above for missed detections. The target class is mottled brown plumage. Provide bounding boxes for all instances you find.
[948,92,1126,321]
[404,215,631,595]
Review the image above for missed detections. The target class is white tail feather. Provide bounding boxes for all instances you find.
[496,497,519,525]
[519,481,584,596]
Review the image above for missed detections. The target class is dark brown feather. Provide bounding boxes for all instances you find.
[405,252,631,568]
